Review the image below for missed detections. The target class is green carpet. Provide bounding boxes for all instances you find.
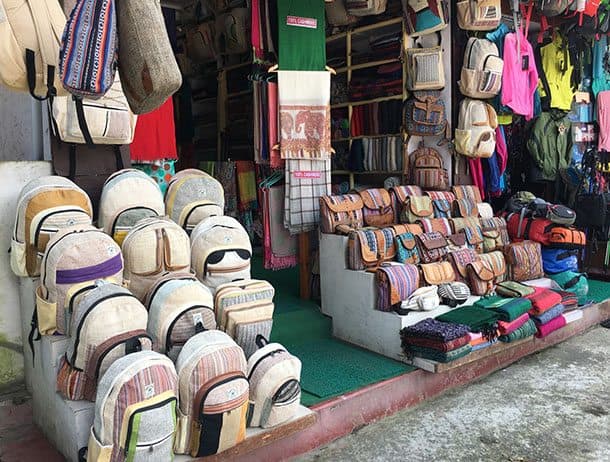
[251,256,414,407]
[585,279,610,303]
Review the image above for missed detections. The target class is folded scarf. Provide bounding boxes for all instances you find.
[532,304,565,325]
[407,344,473,363]
[400,318,470,343]
[473,295,512,309]
[470,334,491,347]
[436,306,501,341]
[535,315,567,338]
[551,289,578,311]
[472,340,493,351]
[497,312,531,335]
[499,319,537,343]
[526,287,563,315]
[489,298,533,322]
[403,334,470,352]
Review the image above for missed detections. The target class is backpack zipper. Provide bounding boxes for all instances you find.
[33,208,88,248]
[124,396,177,456]
[247,348,285,381]
[110,206,157,237]
[165,305,213,353]
[91,332,151,382]
[272,379,301,404]
[183,203,220,230]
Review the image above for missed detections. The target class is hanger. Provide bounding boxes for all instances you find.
[267,64,337,75]
[259,170,283,189]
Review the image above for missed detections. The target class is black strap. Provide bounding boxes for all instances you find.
[74,97,94,146]
[113,146,124,170]
[28,309,41,365]
[77,447,87,462]
[564,274,583,289]
[522,217,534,239]
[195,321,205,334]
[69,144,77,180]
[255,334,269,348]
[26,49,55,101]
[125,337,143,355]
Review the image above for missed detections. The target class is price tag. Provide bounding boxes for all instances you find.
[293,171,321,179]
[286,16,317,29]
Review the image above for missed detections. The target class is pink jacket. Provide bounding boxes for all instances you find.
[501,30,539,120]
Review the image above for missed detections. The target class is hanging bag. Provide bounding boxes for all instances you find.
[459,37,503,99]
[403,90,448,137]
[402,0,448,36]
[407,144,448,190]
[405,34,445,91]
[456,0,502,30]
[454,98,498,158]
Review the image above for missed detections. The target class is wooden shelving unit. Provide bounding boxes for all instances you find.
[327,16,407,189]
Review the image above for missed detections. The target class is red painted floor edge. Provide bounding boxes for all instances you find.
[228,301,609,462]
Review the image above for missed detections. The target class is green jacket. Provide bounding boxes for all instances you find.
[527,111,572,181]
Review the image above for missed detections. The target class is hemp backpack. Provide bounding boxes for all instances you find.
[454,98,498,158]
[459,37,503,99]
[214,279,275,358]
[98,169,165,246]
[165,169,225,234]
[407,145,448,190]
[247,336,302,428]
[11,175,93,277]
[174,330,249,457]
[190,216,252,291]
[122,216,191,301]
[33,225,123,338]
[0,0,68,99]
[145,273,217,361]
[56,281,151,401]
[84,351,178,462]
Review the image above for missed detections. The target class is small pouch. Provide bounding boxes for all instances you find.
[467,260,495,296]
[447,248,478,283]
[395,232,420,265]
[478,202,494,219]
[496,281,535,298]
[415,231,448,264]
[420,261,456,286]
[319,194,364,234]
[398,285,440,313]
[35,286,58,336]
[405,44,445,91]
[10,239,28,277]
[86,426,113,462]
[359,188,394,227]
[403,196,434,223]
[478,250,507,283]
[453,198,479,218]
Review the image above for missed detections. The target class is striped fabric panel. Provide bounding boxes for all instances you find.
[188,347,246,404]
[427,191,455,201]
[376,264,420,311]
[56,355,87,400]
[452,185,482,203]
[218,289,274,310]
[508,243,543,281]
[60,0,117,96]
[432,199,452,218]
[328,195,363,227]
[480,251,507,283]
[419,218,452,236]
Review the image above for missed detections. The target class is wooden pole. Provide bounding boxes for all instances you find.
[298,233,311,299]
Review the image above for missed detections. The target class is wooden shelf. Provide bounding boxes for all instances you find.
[332,94,403,109]
[227,89,253,98]
[336,57,399,74]
[326,16,403,43]
[332,133,402,143]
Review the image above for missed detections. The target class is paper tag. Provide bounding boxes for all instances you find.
[286,15,317,29]
[144,383,155,399]
[193,312,203,326]
[293,171,321,179]
[521,55,529,71]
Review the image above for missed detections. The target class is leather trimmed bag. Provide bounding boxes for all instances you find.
[319,194,364,234]
[480,217,510,252]
[407,145,448,190]
[467,260,495,295]
[403,90,448,137]
[453,198,480,218]
[419,217,453,236]
[452,185,482,203]
[451,217,484,253]
[402,0,448,37]
[359,188,394,227]
[395,232,420,265]
[478,250,507,283]
[547,227,586,249]
[420,261,456,286]
[448,248,479,283]
[496,281,535,298]
[427,191,455,218]
[504,240,544,282]
[415,231,448,263]
[455,98,498,158]
[376,262,421,312]
[348,227,396,270]
[456,0,502,31]
[403,195,434,223]
[446,233,469,252]
[405,41,445,91]
[390,185,421,222]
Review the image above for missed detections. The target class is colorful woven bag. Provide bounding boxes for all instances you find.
[395,232,420,265]
[376,263,420,311]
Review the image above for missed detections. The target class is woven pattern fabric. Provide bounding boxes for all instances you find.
[406,343,472,362]
[415,231,448,263]
[505,241,544,282]
[376,263,420,311]
[535,314,567,338]
[497,312,531,335]
[489,297,532,322]
[499,318,537,342]
[319,194,363,234]
[526,287,563,315]
[531,303,565,325]
[400,318,470,342]
[395,232,420,265]
[448,248,479,282]
[432,199,453,218]
[419,217,453,236]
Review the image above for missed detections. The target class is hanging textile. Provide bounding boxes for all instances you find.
[236,161,258,211]
[251,0,263,60]
[263,184,298,269]
[268,80,283,168]
[277,0,326,70]
[132,160,176,195]
[284,158,331,234]
[216,161,238,217]
[130,98,177,161]
[278,70,331,159]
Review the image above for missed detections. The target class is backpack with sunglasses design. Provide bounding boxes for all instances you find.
[191,216,252,291]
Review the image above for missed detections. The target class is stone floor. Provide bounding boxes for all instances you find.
[298,327,610,462]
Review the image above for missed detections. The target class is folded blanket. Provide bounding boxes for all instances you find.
[535,315,567,338]
[403,334,470,352]
[499,319,537,343]
[497,312,531,335]
[552,289,578,312]
[488,297,533,322]
[473,295,512,309]
[407,343,473,363]
[526,287,563,315]
[436,306,501,340]
[532,303,565,325]
[472,340,493,351]
[400,318,470,343]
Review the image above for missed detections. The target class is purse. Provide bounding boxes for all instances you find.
[478,202,494,219]
[390,185,422,222]
[403,196,434,223]
[504,240,544,282]
[456,0,502,31]
[447,248,479,283]
[376,262,420,312]
[467,260,495,296]
[451,217,484,253]
[495,281,535,298]
[359,188,394,227]
[419,217,453,236]
[405,36,445,91]
[452,185,482,203]
[478,250,507,283]
[403,91,448,137]
[348,227,397,270]
[415,231,448,264]
[397,285,440,313]
[427,191,455,218]
[319,194,364,234]
[480,217,510,252]
[395,232,420,265]
[420,261,456,286]
[453,198,480,218]
[446,233,468,252]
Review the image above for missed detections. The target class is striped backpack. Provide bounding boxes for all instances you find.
[33,225,123,339]
[98,169,165,245]
[174,330,249,457]
[165,169,225,234]
[122,217,191,301]
[190,216,252,291]
[84,351,178,462]
[214,279,275,358]
[408,145,448,191]
[247,336,302,428]
[56,281,151,401]
[145,273,217,361]
[11,176,92,277]
[59,0,117,98]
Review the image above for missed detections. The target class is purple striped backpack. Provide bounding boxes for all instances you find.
[59,0,118,98]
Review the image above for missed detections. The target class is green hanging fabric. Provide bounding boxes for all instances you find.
[277,0,326,70]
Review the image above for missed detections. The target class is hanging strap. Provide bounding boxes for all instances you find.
[68,145,124,180]
[27,309,41,365]
[74,98,94,146]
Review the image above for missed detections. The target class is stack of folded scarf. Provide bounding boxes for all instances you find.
[552,289,579,312]
[499,318,538,342]
[525,288,567,338]
[400,318,472,363]
[526,287,562,315]
[477,296,533,322]
[436,306,501,341]
[468,332,495,351]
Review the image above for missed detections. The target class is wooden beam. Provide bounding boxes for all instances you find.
[299,233,311,300]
